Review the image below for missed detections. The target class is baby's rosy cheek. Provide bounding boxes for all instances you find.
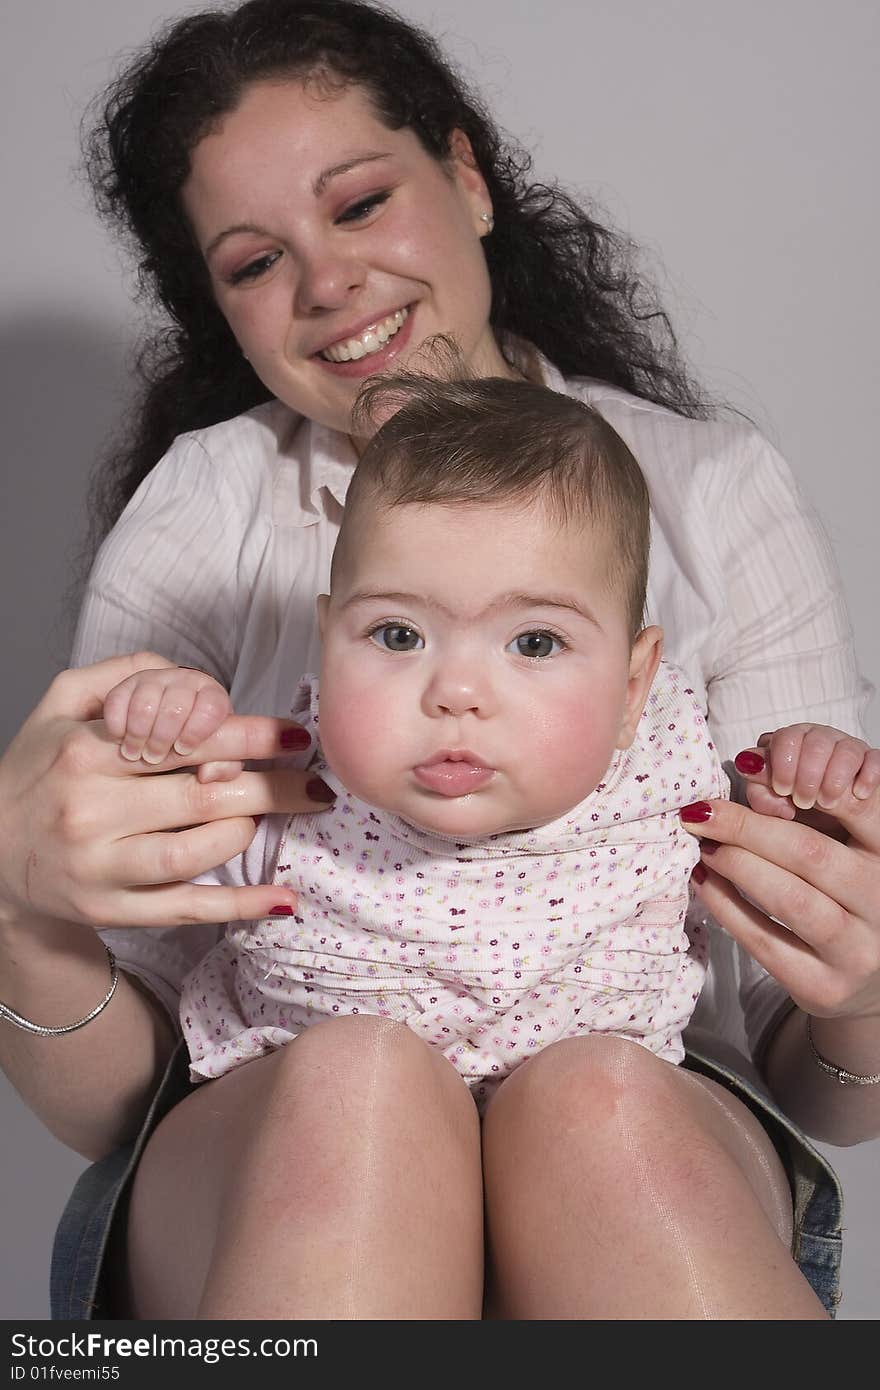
[319,686,395,789]
[538,707,619,785]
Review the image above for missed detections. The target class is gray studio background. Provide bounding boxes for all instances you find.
[2,0,878,1319]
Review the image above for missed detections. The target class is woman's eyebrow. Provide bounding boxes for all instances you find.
[313,151,392,197]
[204,153,394,259]
[205,222,270,258]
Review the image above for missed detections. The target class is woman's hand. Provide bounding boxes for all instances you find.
[681,749,880,1022]
[0,654,333,930]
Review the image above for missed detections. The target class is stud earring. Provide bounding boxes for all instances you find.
[480,211,495,233]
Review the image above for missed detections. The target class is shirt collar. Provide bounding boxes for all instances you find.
[277,342,567,526]
[308,418,359,512]
[536,353,568,394]
[503,336,567,394]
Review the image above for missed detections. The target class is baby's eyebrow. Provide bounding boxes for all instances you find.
[502,592,601,627]
[341,589,602,628]
[340,589,435,613]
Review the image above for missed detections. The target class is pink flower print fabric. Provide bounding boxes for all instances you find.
[181,661,727,1110]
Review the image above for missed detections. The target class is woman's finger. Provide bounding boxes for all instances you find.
[744,780,796,820]
[735,747,799,814]
[106,817,269,887]
[112,881,299,928]
[693,859,880,1017]
[79,766,335,839]
[196,760,245,784]
[796,779,880,853]
[96,713,312,775]
[680,795,875,910]
[695,838,851,961]
[690,864,833,1010]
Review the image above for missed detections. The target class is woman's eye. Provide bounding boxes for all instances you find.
[369,624,424,652]
[228,251,281,285]
[508,631,564,660]
[336,191,391,225]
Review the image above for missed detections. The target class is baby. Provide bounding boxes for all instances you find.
[104,375,873,1107]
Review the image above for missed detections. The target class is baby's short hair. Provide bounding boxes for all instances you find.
[341,373,651,638]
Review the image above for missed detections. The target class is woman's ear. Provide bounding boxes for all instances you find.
[447,129,492,229]
[615,626,663,750]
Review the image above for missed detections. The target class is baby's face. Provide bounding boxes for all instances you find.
[317,498,659,837]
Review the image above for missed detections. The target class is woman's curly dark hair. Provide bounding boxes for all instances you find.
[84,0,708,544]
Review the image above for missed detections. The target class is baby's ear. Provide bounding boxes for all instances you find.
[615,626,663,750]
[317,593,330,638]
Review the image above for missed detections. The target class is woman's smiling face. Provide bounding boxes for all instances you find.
[182,77,513,435]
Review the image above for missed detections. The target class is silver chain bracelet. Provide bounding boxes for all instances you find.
[807,1017,880,1086]
[0,944,118,1037]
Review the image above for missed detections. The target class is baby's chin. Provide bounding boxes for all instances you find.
[390,793,549,841]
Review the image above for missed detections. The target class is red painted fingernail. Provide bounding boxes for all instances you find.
[280,726,310,750]
[680,801,713,823]
[701,839,720,855]
[269,905,294,916]
[734,750,765,775]
[306,777,336,803]
[691,862,707,885]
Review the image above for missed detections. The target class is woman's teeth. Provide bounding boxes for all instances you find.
[320,308,409,362]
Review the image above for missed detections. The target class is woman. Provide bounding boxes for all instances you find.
[2,0,878,1319]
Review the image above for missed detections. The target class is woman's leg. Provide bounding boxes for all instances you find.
[482,1034,827,1319]
[116,1016,484,1319]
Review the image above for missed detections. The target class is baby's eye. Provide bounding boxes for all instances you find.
[508,631,564,660]
[369,624,424,652]
[228,250,282,285]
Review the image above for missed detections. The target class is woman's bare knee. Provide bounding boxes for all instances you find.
[197,1020,481,1318]
[123,1020,481,1318]
[122,1048,287,1318]
[481,1035,819,1318]
[485,1033,792,1238]
[486,1032,656,1132]
[280,1013,462,1085]
[268,1015,478,1135]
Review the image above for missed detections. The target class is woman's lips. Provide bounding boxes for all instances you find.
[314,303,416,378]
[412,759,496,797]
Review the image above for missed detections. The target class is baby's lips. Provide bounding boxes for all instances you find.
[734,749,766,776]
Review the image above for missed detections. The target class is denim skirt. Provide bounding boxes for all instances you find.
[50,1037,843,1319]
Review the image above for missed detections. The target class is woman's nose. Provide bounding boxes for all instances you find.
[295,238,366,313]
